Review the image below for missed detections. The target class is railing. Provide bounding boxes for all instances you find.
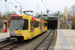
[67,22,72,29]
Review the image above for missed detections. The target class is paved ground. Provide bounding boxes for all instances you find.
[0,29,10,42]
[54,29,75,50]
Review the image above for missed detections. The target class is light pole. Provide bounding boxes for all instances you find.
[15,6,17,14]
[7,6,9,12]
[7,6,9,17]
[20,6,22,14]
[37,5,39,15]
[58,11,60,29]
[5,0,7,17]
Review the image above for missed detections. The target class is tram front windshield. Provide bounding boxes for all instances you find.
[10,20,24,30]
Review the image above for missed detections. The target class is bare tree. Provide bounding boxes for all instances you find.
[69,5,75,16]
[0,12,2,17]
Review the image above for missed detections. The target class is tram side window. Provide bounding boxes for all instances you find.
[46,23,47,26]
[34,21,39,28]
[43,22,45,26]
[23,19,28,30]
[45,23,47,26]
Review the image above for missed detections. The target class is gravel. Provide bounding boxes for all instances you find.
[13,30,51,50]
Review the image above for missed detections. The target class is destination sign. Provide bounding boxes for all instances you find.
[12,16,22,19]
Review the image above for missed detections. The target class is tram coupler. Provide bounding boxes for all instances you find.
[10,37,17,42]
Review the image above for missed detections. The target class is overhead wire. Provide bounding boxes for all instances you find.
[14,0,37,14]
[6,1,26,10]
[41,0,48,9]
[6,0,39,15]
[15,0,31,10]
[45,0,50,10]
[7,1,15,6]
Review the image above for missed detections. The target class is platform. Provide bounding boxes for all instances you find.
[0,29,10,42]
[54,29,75,50]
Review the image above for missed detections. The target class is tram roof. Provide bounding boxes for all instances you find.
[48,14,58,18]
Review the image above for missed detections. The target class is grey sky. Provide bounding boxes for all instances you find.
[0,0,75,15]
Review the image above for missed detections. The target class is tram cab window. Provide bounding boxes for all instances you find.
[10,20,24,30]
[23,19,28,30]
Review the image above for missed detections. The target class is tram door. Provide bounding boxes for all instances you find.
[40,20,43,33]
[30,20,34,37]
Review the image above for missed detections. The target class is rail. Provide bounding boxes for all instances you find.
[32,30,55,50]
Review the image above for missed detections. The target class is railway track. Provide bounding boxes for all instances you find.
[32,30,56,50]
[0,40,10,46]
[0,41,26,50]
[0,30,56,50]
[12,30,52,50]
[0,42,13,49]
